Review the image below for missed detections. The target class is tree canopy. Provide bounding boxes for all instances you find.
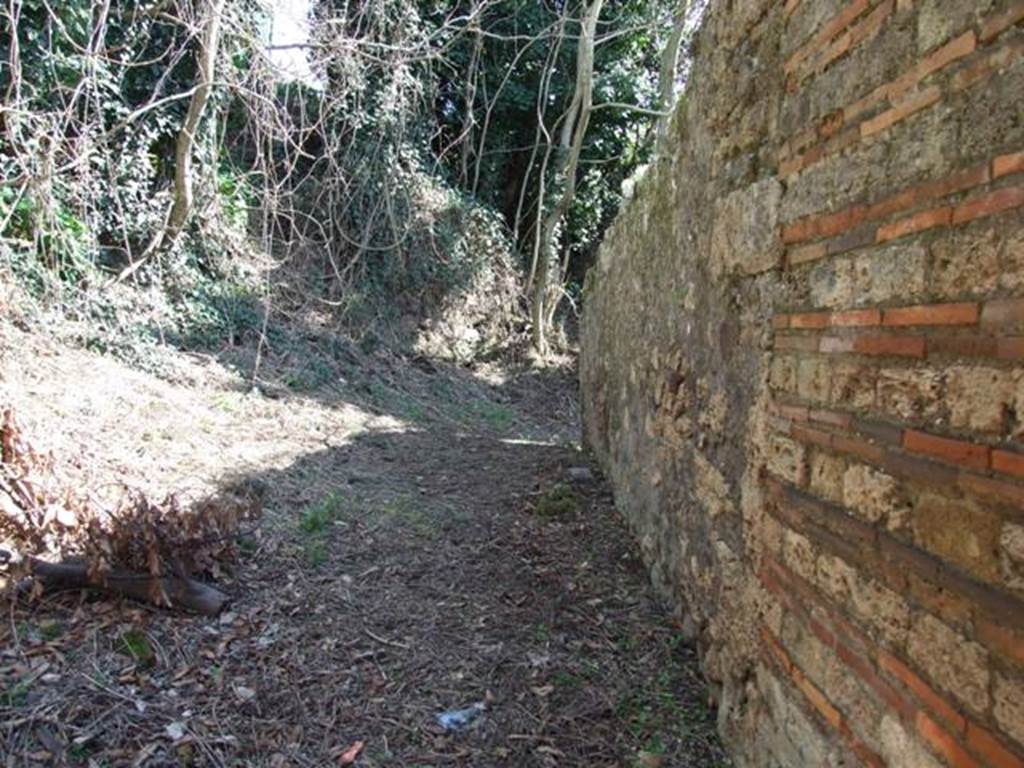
[1,0,696,353]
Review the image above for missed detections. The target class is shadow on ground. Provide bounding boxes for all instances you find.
[190,426,728,766]
[0,345,729,767]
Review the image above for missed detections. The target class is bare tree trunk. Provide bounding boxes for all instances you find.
[654,0,690,152]
[163,0,227,246]
[106,0,227,287]
[518,8,569,280]
[531,0,604,355]
[459,21,483,187]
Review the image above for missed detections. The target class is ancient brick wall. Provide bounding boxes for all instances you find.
[580,0,1024,765]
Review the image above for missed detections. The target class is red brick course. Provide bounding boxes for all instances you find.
[994,151,1024,179]
[785,0,871,75]
[832,308,882,326]
[917,712,983,768]
[927,335,1000,359]
[769,391,1024,496]
[861,86,941,138]
[982,299,1024,328]
[976,621,1024,666]
[780,6,1022,180]
[992,450,1024,479]
[998,338,1024,360]
[953,186,1024,225]
[780,158,1021,256]
[903,430,990,470]
[853,335,925,357]
[882,303,979,327]
[810,408,852,428]
[879,651,967,735]
[875,204,951,241]
[834,433,886,463]
[761,555,1024,768]
[954,36,1024,92]
[979,0,1024,42]
[965,723,1024,768]
[887,32,976,102]
[790,311,831,329]
[773,300,1004,333]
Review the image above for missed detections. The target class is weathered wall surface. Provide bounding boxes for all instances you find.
[580,0,1024,765]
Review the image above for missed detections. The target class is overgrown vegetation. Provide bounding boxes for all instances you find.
[1,0,702,362]
[0,0,703,623]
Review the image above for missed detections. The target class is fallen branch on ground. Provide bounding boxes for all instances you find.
[3,551,229,615]
[1,406,259,615]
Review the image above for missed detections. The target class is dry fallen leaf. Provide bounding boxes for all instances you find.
[635,751,665,767]
[338,740,364,765]
[233,685,256,702]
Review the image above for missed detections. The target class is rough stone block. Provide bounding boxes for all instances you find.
[842,463,908,527]
[830,361,877,409]
[817,552,855,602]
[1000,522,1024,594]
[945,365,1014,434]
[916,0,998,52]
[931,223,1002,297]
[766,435,807,486]
[809,257,857,308]
[797,357,832,402]
[694,452,736,519]
[784,528,819,583]
[810,450,847,503]
[853,244,928,304]
[847,573,911,646]
[1000,223,1024,291]
[879,715,943,768]
[994,673,1024,748]
[770,355,799,393]
[906,612,990,715]
[913,493,1003,583]
[710,179,785,276]
[877,367,943,420]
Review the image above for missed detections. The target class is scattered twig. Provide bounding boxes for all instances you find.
[363,628,411,650]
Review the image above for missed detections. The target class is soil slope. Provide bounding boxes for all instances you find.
[0,322,727,767]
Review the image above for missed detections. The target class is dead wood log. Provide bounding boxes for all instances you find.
[21,555,229,616]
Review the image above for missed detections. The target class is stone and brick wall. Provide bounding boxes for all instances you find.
[580,0,1024,765]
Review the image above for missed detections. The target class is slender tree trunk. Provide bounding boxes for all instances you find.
[519,9,568,282]
[459,22,483,187]
[654,0,689,152]
[163,0,227,247]
[106,0,227,287]
[531,0,603,355]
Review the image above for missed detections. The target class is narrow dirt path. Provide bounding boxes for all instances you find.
[0,327,728,767]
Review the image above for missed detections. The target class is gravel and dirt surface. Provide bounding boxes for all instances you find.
[0,320,728,767]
